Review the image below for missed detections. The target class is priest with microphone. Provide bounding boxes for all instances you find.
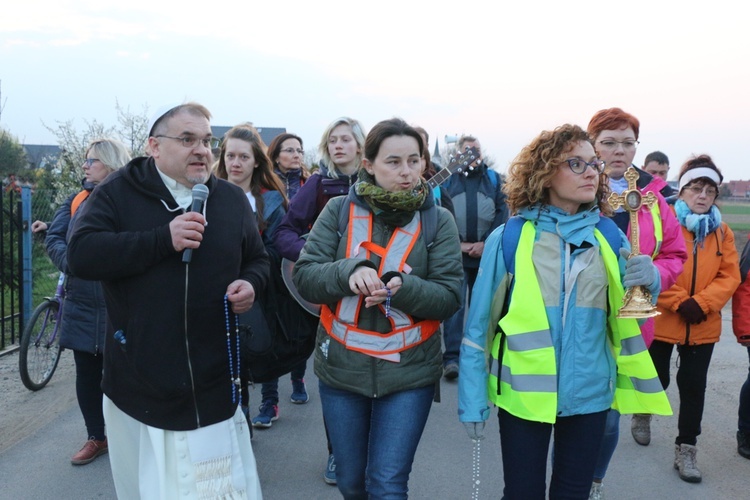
[68,102,269,499]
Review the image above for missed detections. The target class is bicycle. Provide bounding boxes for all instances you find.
[19,272,66,391]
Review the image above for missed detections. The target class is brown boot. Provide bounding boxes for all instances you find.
[71,438,108,465]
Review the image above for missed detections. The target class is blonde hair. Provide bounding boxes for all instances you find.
[86,138,131,173]
[317,117,366,179]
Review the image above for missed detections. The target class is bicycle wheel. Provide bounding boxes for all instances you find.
[19,300,62,391]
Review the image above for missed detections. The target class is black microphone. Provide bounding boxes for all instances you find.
[182,184,209,264]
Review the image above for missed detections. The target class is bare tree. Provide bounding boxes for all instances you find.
[115,99,149,157]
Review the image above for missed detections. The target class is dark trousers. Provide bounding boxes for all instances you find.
[649,340,714,446]
[498,408,608,500]
[73,350,105,440]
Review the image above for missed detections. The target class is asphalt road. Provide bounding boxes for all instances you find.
[1,306,748,499]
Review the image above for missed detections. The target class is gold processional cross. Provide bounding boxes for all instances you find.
[607,167,660,319]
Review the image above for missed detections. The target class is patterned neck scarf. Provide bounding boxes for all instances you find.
[674,198,722,246]
[354,169,428,227]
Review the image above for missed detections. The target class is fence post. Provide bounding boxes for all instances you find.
[21,185,32,328]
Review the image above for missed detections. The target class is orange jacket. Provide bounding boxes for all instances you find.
[655,222,740,345]
[733,234,750,339]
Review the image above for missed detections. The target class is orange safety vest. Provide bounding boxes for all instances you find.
[320,203,440,358]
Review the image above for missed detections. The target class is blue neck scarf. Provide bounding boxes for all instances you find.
[674,199,722,245]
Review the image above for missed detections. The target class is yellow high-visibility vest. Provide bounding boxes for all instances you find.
[488,221,672,423]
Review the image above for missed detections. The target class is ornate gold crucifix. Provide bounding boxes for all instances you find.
[607,167,660,319]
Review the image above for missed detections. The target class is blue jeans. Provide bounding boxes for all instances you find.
[443,267,477,365]
[592,409,620,480]
[319,381,434,499]
[498,408,608,500]
[740,347,750,432]
[260,360,306,403]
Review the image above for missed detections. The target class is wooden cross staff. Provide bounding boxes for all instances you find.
[606,167,660,318]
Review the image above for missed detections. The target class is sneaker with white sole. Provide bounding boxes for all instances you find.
[252,400,279,428]
[588,481,605,500]
[324,453,337,485]
[291,378,309,404]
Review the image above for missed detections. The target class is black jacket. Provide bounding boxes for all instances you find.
[68,156,269,430]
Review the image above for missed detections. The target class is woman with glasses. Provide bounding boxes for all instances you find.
[651,155,740,483]
[270,117,365,484]
[245,132,314,425]
[45,138,131,465]
[268,132,309,200]
[458,124,669,499]
[587,107,687,499]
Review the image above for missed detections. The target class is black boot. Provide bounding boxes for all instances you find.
[738,430,750,459]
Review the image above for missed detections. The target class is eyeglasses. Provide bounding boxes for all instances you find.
[597,139,639,151]
[280,148,304,155]
[155,135,219,149]
[82,158,100,167]
[684,185,718,198]
[564,158,606,174]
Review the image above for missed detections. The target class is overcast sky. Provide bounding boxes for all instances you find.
[1,1,748,181]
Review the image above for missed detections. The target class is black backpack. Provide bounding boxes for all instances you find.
[239,254,317,384]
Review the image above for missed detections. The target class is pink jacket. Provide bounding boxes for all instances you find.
[630,176,687,345]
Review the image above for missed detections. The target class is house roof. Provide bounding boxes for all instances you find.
[22,144,62,169]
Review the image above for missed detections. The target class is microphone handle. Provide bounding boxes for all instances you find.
[182,199,204,264]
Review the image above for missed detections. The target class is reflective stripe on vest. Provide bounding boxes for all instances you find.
[597,230,671,415]
[649,202,663,258]
[488,220,671,423]
[321,203,439,356]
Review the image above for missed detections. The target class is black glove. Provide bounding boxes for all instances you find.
[677,298,707,325]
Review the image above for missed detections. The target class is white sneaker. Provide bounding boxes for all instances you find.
[589,482,605,500]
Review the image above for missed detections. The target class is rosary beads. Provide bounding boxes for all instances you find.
[223,295,241,404]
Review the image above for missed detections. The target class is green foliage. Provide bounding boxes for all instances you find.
[0,128,27,179]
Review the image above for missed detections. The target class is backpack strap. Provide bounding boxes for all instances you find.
[594,216,622,257]
[501,216,525,274]
[70,190,90,217]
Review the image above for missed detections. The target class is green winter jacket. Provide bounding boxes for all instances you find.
[294,191,462,398]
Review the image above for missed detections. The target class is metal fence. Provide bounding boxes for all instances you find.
[0,187,58,351]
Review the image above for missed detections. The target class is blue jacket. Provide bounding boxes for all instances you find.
[458,204,635,422]
[45,183,107,354]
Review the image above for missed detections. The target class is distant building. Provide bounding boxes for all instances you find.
[727,179,750,198]
[433,140,442,168]
[22,144,62,170]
